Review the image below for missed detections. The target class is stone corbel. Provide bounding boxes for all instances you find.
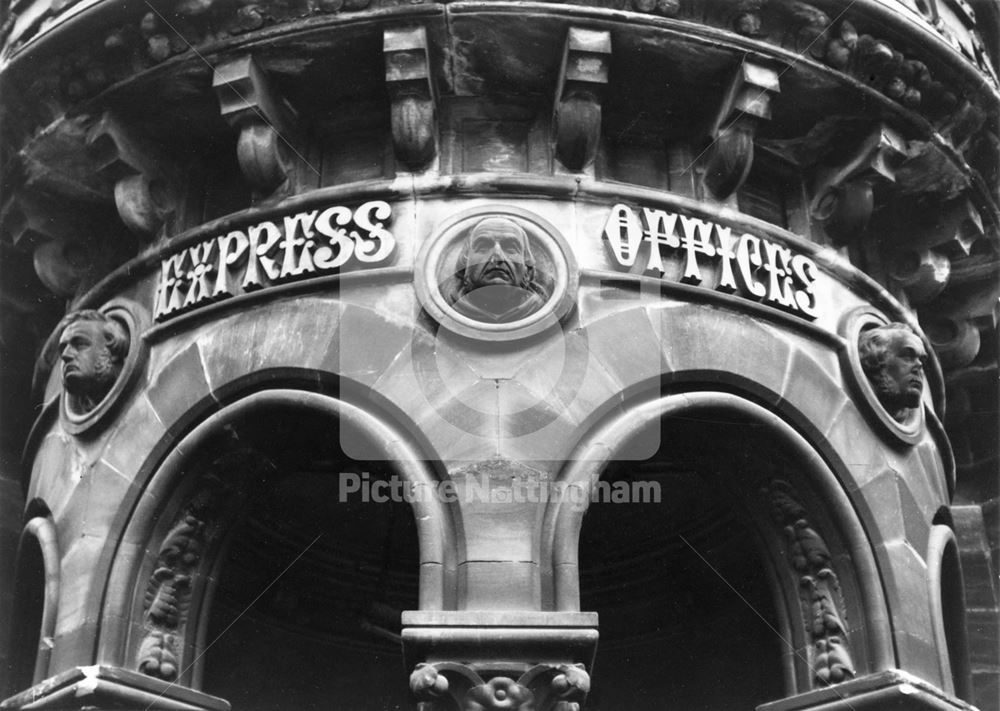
[885,198,985,304]
[702,57,780,199]
[920,281,996,370]
[87,112,177,238]
[213,54,297,195]
[410,662,590,711]
[1,193,96,297]
[552,28,611,172]
[384,26,438,172]
[809,124,907,244]
[887,248,951,304]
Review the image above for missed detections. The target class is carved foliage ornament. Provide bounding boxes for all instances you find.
[411,662,590,711]
[137,480,226,681]
[764,480,855,686]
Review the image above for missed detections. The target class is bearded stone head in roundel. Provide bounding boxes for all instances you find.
[440,216,554,323]
[858,322,927,423]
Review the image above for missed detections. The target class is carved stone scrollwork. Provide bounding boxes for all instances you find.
[552,28,611,172]
[87,112,176,239]
[809,124,906,244]
[702,58,780,199]
[410,662,590,711]
[137,481,226,682]
[764,480,856,686]
[213,54,297,196]
[385,27,438,171]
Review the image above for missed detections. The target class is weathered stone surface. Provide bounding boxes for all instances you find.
[877,540,941,686]
[658,303,791,403]
[145,343,213,436]
[458,561,540,610]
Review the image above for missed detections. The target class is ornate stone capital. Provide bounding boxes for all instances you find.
[409,662,590,711]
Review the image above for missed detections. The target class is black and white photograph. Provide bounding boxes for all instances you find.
[0,0,997,709]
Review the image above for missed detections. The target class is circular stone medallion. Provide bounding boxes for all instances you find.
[415,206,579,341]
[839,306,926,445]
[61,299,148,436]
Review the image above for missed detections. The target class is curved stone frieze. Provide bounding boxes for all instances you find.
[2,0,993,129]
[763,479,856,686]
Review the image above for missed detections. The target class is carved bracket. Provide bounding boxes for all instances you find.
[213,54,297,196]
[1,192,99,297]
[884,196,987,306]
[410,662,590,711]
[764,480,856,686]
[702,58,780,199]
[385,26,438,172]
[88,113,177,239]
[809,124,907,244]
[552,28,611,172]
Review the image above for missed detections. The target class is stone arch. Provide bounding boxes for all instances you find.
[7,509,60,691]
[543,390,894,695]
[927,523,973,700]
[96,388,457,689]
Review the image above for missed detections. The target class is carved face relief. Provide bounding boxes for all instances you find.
[859,323,926,423]
[416,207,577,341]
[445,217,552,324]
[59,314,126,414]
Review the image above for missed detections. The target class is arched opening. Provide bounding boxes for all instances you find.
[548,391,891,707]
[577,412,787,708]
[199,405,420,709]
[102,389,453,710]
[928,524,973,700]
[7,515,59,694]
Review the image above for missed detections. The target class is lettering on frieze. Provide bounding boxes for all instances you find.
[153,200,395,321]
[602,203,820,320]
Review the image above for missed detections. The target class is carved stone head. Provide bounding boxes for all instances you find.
[858,322,927,423]
[445,217,552,323]
[59,310,129,414]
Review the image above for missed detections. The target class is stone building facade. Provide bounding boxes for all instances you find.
[0,0,997,709]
